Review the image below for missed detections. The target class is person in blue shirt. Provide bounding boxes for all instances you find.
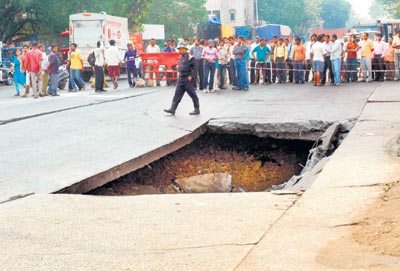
[12,48,26,96]
[124,43,138,88]
[252,39,272,85]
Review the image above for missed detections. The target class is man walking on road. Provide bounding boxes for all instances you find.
[124,42,138,88]
[68,43,85,92]
[94,41,106,92]
[26,41,43,98]
[105,39,122,89]
[164,42,200,116]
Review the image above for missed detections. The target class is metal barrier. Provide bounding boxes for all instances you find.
[141,52,180,81]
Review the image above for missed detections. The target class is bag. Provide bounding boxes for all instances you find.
[87,51,96,67]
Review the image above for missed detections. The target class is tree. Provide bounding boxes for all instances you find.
[369,1,390,20]
[258,0,307,33]
[0,0,153,43]
[377,0,400,18]
[320,0,351,29]
[144,0,207,39]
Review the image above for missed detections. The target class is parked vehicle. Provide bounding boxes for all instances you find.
[68,12,129,82]
[0,66,13,85]
[256,24,292,41]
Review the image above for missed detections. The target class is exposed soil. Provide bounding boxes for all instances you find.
[316,181,400,270]
[88,134,313,196]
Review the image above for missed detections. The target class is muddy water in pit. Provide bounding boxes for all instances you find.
[88,134,314,196]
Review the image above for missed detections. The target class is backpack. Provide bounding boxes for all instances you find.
[87,51,95,66]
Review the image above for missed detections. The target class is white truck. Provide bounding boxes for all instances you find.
[69,12,129,82]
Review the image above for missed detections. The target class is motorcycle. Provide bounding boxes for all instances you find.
[0,65,13,86]
[47,64,69,90]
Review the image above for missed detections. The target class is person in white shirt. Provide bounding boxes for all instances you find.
[372,33,387,82]
[305,34,316,83]
[227,36,237,87]
[249,36,260,84]
[94,41,106,92]
[146,38,161,86]
[105,39,122,89]
[310,35,326,86]
[39,44,48,96]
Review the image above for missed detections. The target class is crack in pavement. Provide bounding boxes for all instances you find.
[232,194,302,271]
[148,242,256,252]
[0,193,34,205]
[0,90,159,126]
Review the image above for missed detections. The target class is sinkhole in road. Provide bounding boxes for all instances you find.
[87,133,314,196]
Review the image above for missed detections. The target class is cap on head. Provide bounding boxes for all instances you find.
[177,42,187,49]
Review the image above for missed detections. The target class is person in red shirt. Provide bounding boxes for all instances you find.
[26,41,43,98]
[345,35,359,83]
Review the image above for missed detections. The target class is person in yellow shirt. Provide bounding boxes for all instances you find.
[67,43,86,92]
[273,38,288,83]
[359,33,374,82]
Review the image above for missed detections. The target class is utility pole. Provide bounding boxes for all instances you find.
[255,0,259,25]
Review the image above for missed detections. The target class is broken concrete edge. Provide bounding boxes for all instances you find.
[55,123,208,195]
[264,120,356,192]
[207,119,356,141]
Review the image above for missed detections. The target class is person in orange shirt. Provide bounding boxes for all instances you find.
[345,35,359,83]
[384,36,395,81]
[293,37,306,84]
[360,33,374,82]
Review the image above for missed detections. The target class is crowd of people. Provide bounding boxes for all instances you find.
[173,30,400,91]
[9,30,400,98]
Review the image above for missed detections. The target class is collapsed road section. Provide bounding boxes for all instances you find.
[65,119,356,196]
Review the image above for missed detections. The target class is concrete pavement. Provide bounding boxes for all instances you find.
[1,80,400,270]
[0,81,376,202]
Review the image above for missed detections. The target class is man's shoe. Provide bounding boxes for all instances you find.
[243,87,249,91]
[232,86,242,90]
[189,108,200,115]
[164,102,179,115]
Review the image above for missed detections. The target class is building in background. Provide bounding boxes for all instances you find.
[205,0,257,27]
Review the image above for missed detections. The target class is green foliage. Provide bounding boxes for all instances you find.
[377,0,400,18]
[258,0,306,32]
[320,0,351,29]
[144,0,207,39]
[0,0,153,42]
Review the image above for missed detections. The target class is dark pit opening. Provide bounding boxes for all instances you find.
[87,133,314,196]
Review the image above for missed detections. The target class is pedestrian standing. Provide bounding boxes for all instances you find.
[321,35,334,85]
[393,31,400,80]
[274,38,288,84]
[384,36,395,81]
[285,38,294,83]
[359,33,374,82]
[164,42,200,115]
[47,45,60,96]
[227,36,238,87]
[94,41,106,92]
[68,43,85,92]
[249,36,260,84]
[310,35,326,86]
[146,38,161,86]
[271,36,279,83]
[330,34,342,86]
[293,37,306,84]
[217,40,228,90]
[345,35,359,83]
[252,38,271,85]
[12,48,25,96]
[26,41,43,98]
[201,40,218,93]
[305,34,316,83]
[21,45,30,97]
[372,33,386,82]
[124,42,138,88]
[190,38,204,90]
[105,39,122,89]
[39,44,49,96]
[232,36,249,91]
